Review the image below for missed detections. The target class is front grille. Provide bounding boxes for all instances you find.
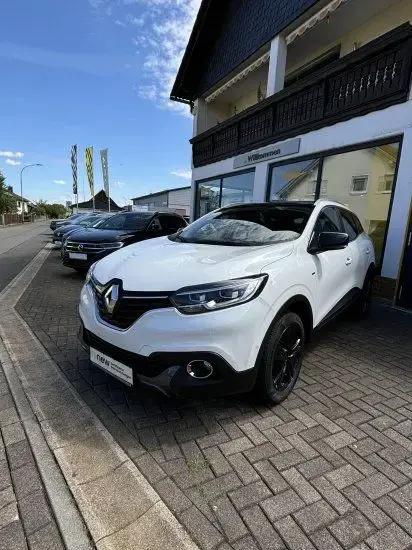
[91,281,172,329]
[66,241,104,254]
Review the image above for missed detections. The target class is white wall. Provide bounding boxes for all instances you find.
[15,201,29,215]
[192,99,412,280]
[168,188,191,215]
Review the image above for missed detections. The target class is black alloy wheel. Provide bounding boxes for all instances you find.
[272,323,303,392]
[256,312,305,404]
[351,271,374,320]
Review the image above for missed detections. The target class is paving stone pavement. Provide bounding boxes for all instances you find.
[0,362,64,550]
[15,250,412,550]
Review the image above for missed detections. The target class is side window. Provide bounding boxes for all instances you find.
[340,209,358,242]
[314,207,342,234]
[353,213,364,234]
[148,217,163,232]
[159,215,186,232]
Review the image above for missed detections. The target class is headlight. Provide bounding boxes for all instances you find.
[170,275,268,314]
[100,242,124,249]
[85,263,96,285]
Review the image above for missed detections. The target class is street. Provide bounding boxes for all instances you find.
[0,221,49,292]
[1,231,412,549]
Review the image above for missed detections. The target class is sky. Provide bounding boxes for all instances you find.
[0,0,201,206]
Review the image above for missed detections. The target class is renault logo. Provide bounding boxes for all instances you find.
[104,284,119,315]
[78,244,83,251]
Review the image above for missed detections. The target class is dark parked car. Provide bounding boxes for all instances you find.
[53,213,113,247]
[62,211,187,270]
[50,213,85,231]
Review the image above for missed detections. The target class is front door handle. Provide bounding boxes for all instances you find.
[365,249,371,255]
[346,258,352,266]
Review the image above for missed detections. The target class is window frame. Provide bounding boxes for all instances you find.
[339,208,359,242]
[266,135,403,270]
[350,175,369,195]
[195,168,255,219]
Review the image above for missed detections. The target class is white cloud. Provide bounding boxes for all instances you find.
[171,169,191,180]
[0,151,24,158]
[53,180,67,185]
[115,19,127,27]
[133,0,201,116]
[113,180,125,189]
[5,159,21,166]
[127,13,145,25]
[137,84,157,100]
[88,0,201,116]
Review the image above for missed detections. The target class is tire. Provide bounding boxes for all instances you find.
[351,271,374,320]
[255,312,305,404]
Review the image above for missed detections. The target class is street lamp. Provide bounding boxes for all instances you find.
[20,164,42,223]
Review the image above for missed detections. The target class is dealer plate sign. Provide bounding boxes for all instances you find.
[90,347,133,386]
[233,138,300,168]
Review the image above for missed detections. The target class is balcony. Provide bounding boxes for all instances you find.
[191,24,412,168]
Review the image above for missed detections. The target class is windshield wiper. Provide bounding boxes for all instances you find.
[169,233,189,243]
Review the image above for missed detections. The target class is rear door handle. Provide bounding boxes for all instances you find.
[365,249,371,255]
[345,258,352,266]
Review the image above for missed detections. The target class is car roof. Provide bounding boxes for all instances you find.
[219,202,316,211]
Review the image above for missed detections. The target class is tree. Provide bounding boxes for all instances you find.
[44,203,68,219]
[0,170,17,214]
[31,198,47,216]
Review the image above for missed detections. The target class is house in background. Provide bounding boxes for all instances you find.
[70,189,122,213]
[131,186,191,217]
[172,0,412,309]
[6,186,31,215]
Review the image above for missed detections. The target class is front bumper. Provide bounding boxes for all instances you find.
[62,249,112,269]
[79,323,256,398]
[78,282,269,398]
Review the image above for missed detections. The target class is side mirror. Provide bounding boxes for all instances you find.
[308,232,349,254]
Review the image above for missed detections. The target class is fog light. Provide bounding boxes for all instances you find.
[186,360,214,379]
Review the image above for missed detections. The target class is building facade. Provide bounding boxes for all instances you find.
[172,0,412,309]
[131,186,191,216]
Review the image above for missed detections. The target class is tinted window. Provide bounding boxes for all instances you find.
[314,207,342,234]
[171,205,314,246]
[340,209,359,242]
[98,213,152,230]
[148,217,163,231]
[159,215,186,231]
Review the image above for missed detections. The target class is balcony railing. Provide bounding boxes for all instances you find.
[191,24,412,168]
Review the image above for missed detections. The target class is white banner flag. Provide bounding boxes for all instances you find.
[100,149,110,197]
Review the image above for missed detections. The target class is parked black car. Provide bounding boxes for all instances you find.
[62,211,187,270]
[50,213,85,231]
[53,213,113,246]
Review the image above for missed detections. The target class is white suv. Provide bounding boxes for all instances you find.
[79,200,375,403]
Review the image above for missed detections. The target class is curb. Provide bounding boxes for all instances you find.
[0,245,199,550]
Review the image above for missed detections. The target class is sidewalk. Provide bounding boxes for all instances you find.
[3,239,412,549]
[0,245,198,550]
[0,363,65,550]
[19,246,412,550]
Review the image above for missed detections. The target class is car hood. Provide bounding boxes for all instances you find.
[93,236,294,292]
[66,228,139,243]
[55,224,81,236]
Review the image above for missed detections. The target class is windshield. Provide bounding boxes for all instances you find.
[171,205,314,246]
[77,215,106,227]
[97,213,153,231]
